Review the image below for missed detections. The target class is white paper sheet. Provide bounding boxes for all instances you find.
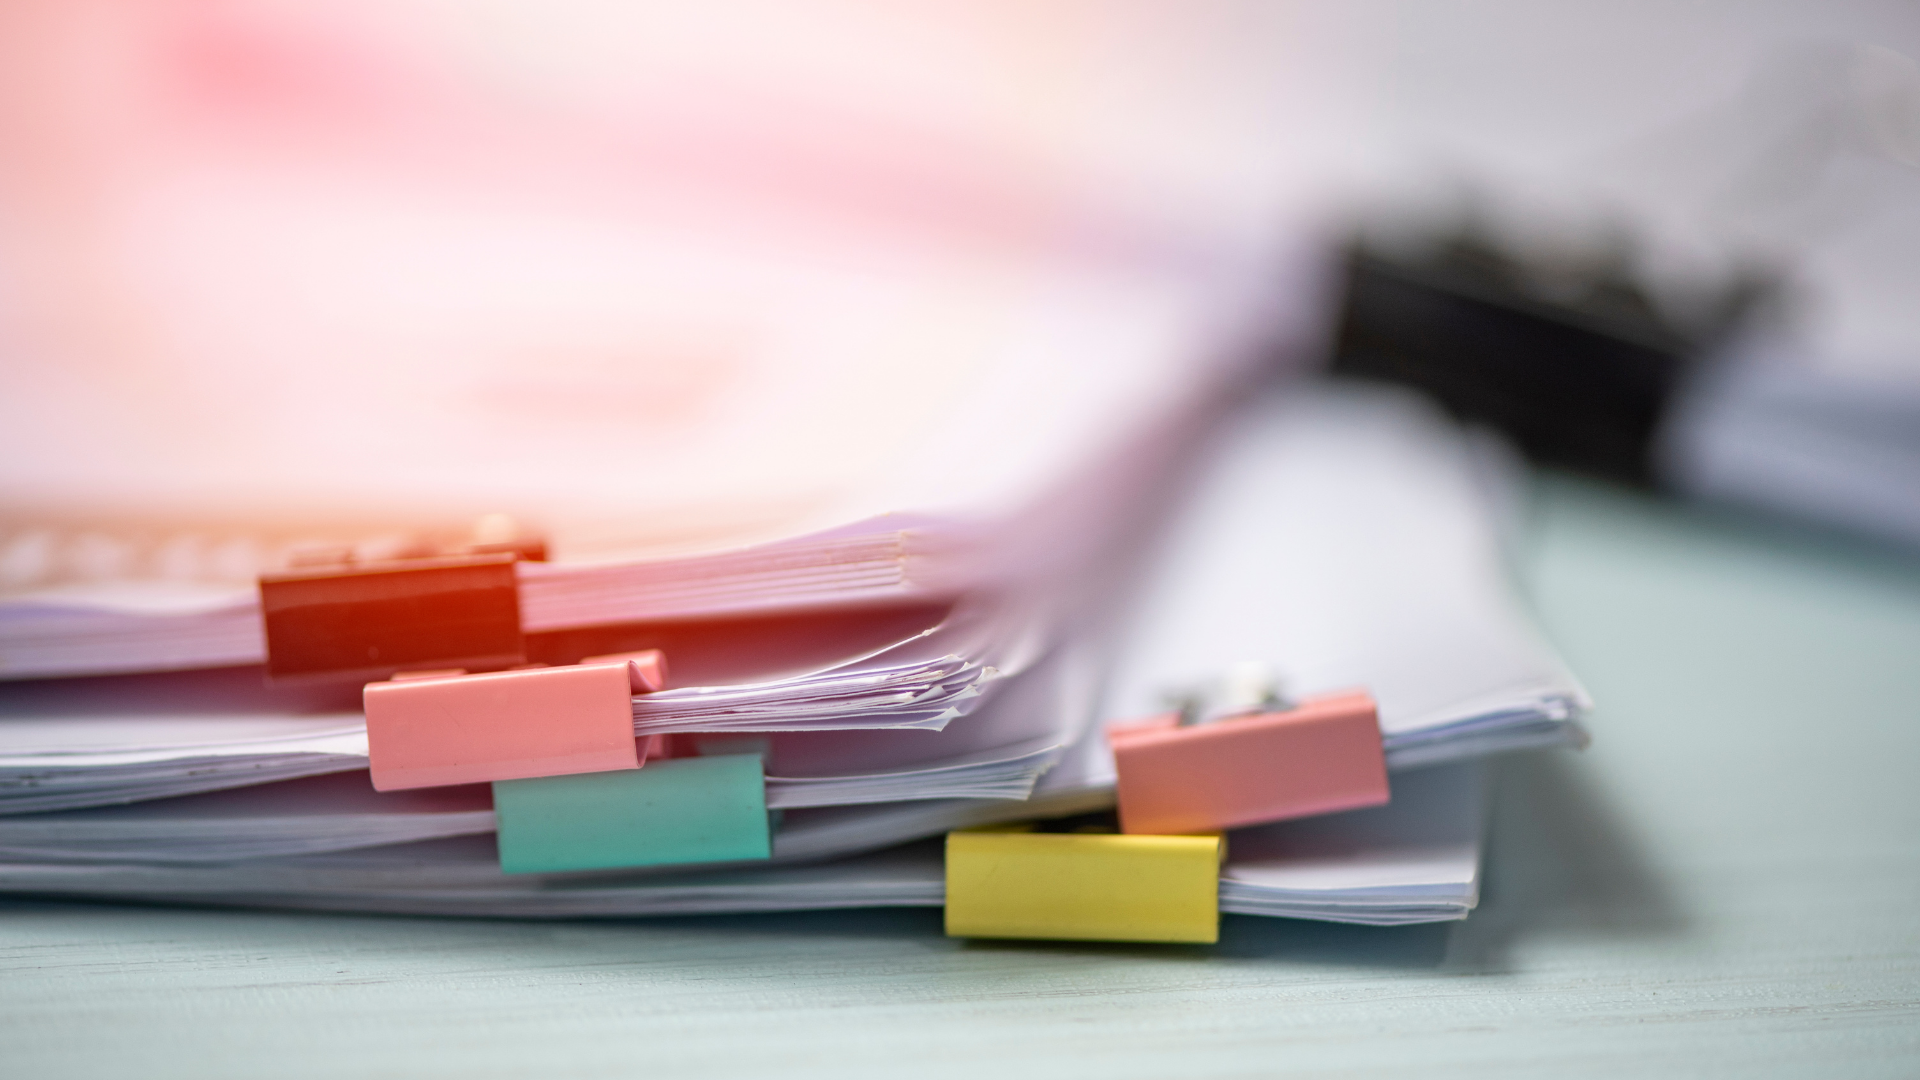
[1102,381,1590,769]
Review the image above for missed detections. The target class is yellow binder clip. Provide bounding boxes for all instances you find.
[944,824,1224,944]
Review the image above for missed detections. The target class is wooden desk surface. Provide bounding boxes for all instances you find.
[4,476,1918,1078]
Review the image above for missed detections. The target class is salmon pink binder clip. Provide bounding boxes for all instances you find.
[364,650,667,792]
[1107,669,1388,835]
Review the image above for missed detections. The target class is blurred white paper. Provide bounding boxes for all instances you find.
[1103,380,1590,768]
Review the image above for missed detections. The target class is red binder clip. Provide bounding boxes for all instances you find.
[1108,681,1389,835]
[259,516,548,683]
[259,553,525,683]
[364,649,667,792]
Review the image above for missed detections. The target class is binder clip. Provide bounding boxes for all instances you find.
[494,752,771,875]
[1108,666,1389,835]
[258,516,547,683]
[260,553,525,683]
[944,825,1224,944]
[364,650,667,791]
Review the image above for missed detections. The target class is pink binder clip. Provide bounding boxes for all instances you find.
[1107,689,1389,835]
[365,649,667,792]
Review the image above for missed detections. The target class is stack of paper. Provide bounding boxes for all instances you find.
[0,761,1483,927]
[1218,763,1485,925]
[0,384,1578,929]
[0,2,1587,937]
[0,634,1096,815]
[0,526,928,680]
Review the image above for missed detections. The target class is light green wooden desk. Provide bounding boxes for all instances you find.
[4,477,1918,1078]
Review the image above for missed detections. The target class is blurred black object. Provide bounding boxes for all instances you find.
[1329,227,1769,486]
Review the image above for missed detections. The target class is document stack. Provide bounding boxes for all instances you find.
[0,379,1589,940]
[0,1,1588,943]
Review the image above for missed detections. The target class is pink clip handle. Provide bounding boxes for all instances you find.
[579,649,669,692]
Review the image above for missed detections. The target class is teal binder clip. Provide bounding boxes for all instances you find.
[493,753,771,874]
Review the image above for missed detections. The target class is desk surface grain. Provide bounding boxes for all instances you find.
[4,476,1918,1079]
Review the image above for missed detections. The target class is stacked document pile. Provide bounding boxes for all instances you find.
[0,3,1587,942]
[0,384,1587,933]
